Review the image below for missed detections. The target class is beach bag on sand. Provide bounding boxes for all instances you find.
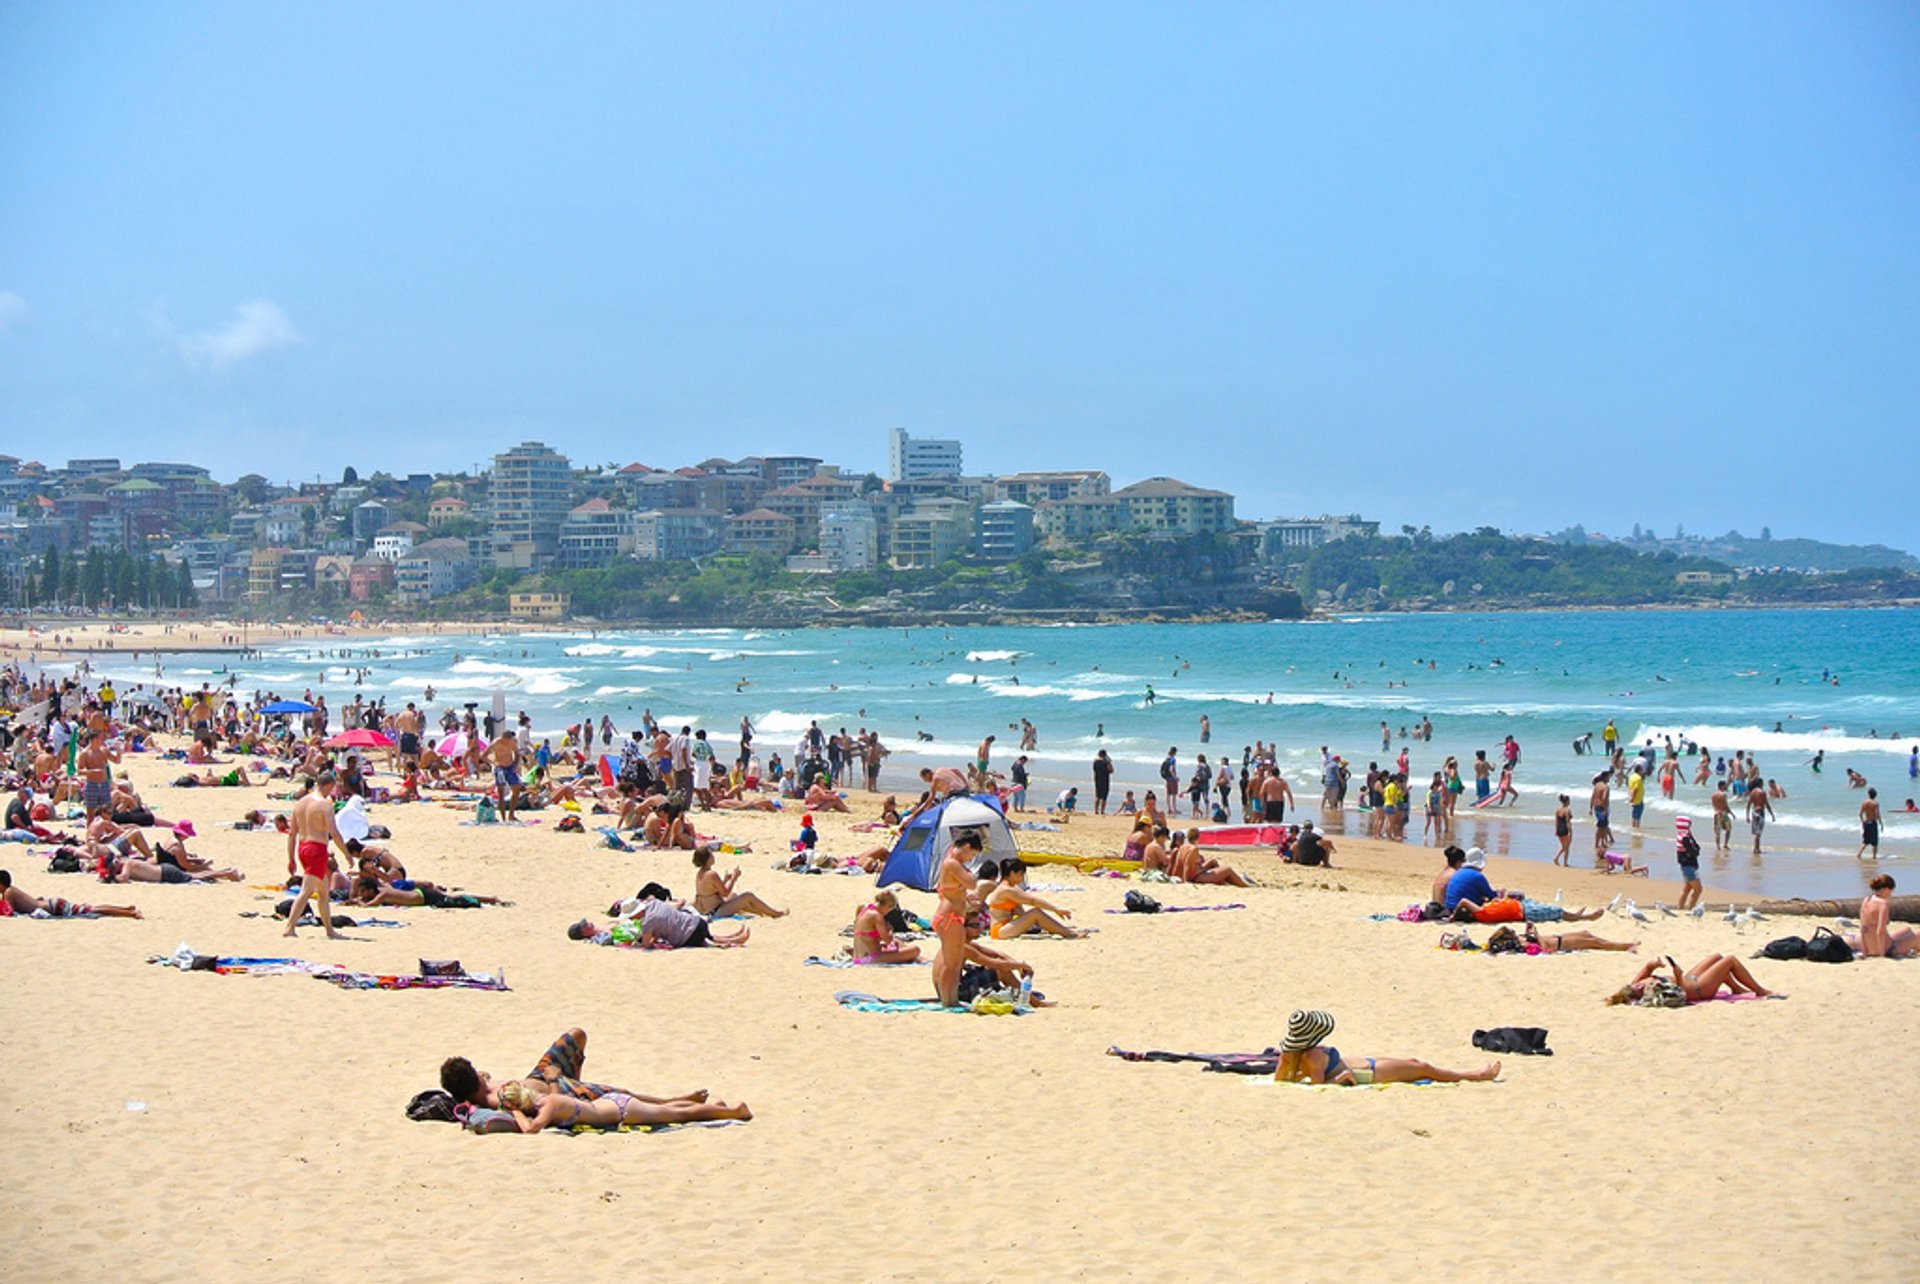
[47,851,82,874]
[1805,927,1854,964]
[405,1089,459,1123]
[1759,935,1809,961]
[1124,890,1162,914]
[474,798,497,824]
[1485,926,1525,955]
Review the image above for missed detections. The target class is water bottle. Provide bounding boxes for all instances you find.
[1017,975,1033,1010]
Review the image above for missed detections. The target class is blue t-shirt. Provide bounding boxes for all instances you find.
[1445,867,1495,911]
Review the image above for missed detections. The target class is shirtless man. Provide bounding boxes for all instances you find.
[487,731,524,821]
[1856,788,1882,860]
[973,735,996,790]
[395,702,422,767]
[285,773,349,938]
[1259,770,1293,827]
[1709,781,1734,853]
[75,730,120,822]
[1588,772,1613,858]
[1745,784,1775,855]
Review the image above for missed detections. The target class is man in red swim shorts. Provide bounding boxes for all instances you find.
[284,771,348,939]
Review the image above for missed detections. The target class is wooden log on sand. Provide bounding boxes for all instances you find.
[1756,895,1920,923]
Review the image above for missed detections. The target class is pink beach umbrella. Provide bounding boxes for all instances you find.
[324,728,395,749]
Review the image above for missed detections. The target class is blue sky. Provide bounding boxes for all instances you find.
[3,3,1915,549]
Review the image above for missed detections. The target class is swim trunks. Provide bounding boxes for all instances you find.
[297,839,330,880]
[82,779,111,811]
[494,765,521,789]
[399,733,420,757]
[1593,807,1610,828]
[160,865,190,884]
[1863,821,1879,845]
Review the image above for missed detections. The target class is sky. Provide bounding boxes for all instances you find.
[2,3,1916,549]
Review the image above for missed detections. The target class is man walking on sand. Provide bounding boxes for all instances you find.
[1260,769,1293,827]
[286,774,348,939]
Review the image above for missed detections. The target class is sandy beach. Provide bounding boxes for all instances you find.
[0,619,547,662]
[3,735,1916,1283]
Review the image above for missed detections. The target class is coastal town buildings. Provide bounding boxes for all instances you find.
[489,441,571,570]
[887,427,963,482]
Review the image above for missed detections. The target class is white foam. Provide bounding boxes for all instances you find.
[965,650,1026,662]
[1628,722,1920,759]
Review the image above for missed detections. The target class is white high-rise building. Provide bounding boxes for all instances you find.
[489,441,572,569]
[887,427,963,482]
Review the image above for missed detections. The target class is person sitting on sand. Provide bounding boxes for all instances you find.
[1848,874,1919,958]
[1171,827,1253,887]
[1117,790,1138,815]
[495,1077,751,1131]
[0,869,141,919]
[640,802,696,850]
[692,847,786,918]
[1444,847,1515,914]
[1272,1009,1500,1086]
[1523,924,1638,952]
[87,813,158,861]
[1288,822,1333,868]
[569,897,751,949]
[440,1027,711,1112]
[803,781,849,813]
[987,858,1086,939]
[851,891,922,964]
[1432,846,1466,905]
[1606,954,1782,1005]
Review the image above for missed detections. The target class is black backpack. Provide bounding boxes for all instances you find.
[1759,935,1808,960]
[1123,890,1162,914]
[1805,927,1854,964]
[405,1089,459,1123]
[1678,833,1701,861]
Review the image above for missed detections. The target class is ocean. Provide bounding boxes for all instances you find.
[97,607,1920,900]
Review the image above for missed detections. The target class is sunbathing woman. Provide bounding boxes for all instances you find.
[1848,874,1919,958]
[1605,954,1782,1005]
[692,847,786,918]
[1272,1009,1500,1086]
[641,802,696,850]
[497,1078,750,1132]
[987,859,1086,939]
[851,891,922,964]
[0,869,141,919]
[105,852,242,883]
[347,876,509,909]
[1523,924,1639,952]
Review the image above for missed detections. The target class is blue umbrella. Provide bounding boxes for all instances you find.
[258,700,317,715]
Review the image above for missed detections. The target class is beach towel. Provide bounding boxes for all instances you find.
[1103,903,1247,915]
[804,955,928,968]
[459,1106,741,1135]
[315,969,508,991]
[833,990,1027,1015]
[1106,1045,1282,1075]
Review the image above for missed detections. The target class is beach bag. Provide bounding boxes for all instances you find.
[405,1089,460,1123]
[1124,890,1162,914]
[1474,898,1524,925]
[956,963,1004,1003]
[1759,935,1809,960]
[1636,977,1688,1008]
[1397,905,1425,923]
[47,851,82,874]
[1485,926,1525,955]
[1678,833,1701,861]
[474,798,497,824]
[1805,927,1854,964]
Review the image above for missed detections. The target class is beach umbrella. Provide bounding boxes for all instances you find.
[437,731,468,757]
[259,700,317,715]
[324,728,395,749]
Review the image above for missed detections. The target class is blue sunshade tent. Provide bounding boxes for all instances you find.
[876,794,1021,891]
[259,700,317,715]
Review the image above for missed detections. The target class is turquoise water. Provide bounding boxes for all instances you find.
[104,607,1920,900]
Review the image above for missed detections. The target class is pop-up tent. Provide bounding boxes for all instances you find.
[876,793,1020,891]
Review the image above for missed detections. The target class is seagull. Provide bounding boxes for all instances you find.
[1606,893,1624,914]
[1654,901,1677,917]
[1745,908,1768,921]
[1689,905,1706,920]
[1834,917,1859,929]
[1553,888,1564,904]
[1722,906,1742,923]
[1627,904,1652,924]
[1734,908,1763,928]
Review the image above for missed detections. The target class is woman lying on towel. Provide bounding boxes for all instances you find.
[497,1078,750,1131]
[0,869,142,919]
[1273,1009,1500,1086]
[1605,954,1782,1005]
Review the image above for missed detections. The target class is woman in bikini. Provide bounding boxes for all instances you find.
[691,847,786,918]
[1273,1010,1499,1086]
[1524,924,1638,952]
[1605,954,1782,1005]
[497,1079,751,1132]
[851,891,921,964]
[987,859,1085,940]
[931,831,982,1007]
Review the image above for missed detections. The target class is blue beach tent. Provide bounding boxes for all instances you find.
[876,793,1021,891]
[259,700,318,715]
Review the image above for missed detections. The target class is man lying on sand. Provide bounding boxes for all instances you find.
[568,895,751,948]
[0,869,141,919]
